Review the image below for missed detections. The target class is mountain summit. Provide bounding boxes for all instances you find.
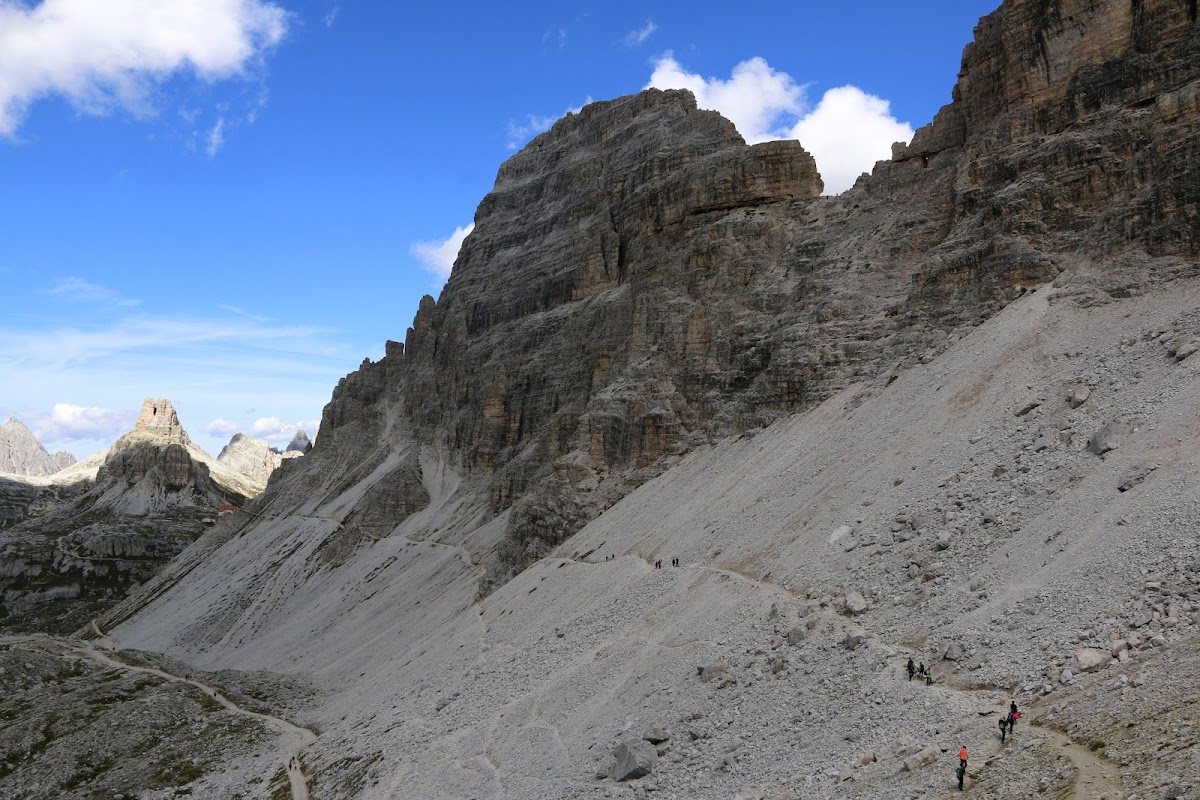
[0,417,76,477]
[22,2,1200,797]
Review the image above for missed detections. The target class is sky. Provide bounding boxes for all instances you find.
[0,0,1000,460]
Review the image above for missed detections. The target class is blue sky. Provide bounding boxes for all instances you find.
[0,0,999,459]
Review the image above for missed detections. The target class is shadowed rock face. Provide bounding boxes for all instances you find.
[0,399,250,634]
[254,0,1199,586]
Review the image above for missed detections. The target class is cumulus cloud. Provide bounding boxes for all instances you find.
[249,416,318,447]
[206,418,240,438]
[48,277,140,308]
[646,56,913,194]
[648,55,802,145]
[624,20,657,47]
[411,223,475,282]
[34,403,133,443]
[785,86,913,195]
[0,0,289,136]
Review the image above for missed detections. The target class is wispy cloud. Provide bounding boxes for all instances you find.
[206,115,226,157]
[506,99,591,150]
[624,20,657,47]
[0,0,290,137]
[48,277,140,308]
[324,5,340,27]
[542,27,568,50]
[206,418,241,438]
[646,56,912,194]
[0,311,355,456]
[411,224,475,283]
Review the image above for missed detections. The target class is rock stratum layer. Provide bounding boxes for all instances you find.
[68,2,1200,798]
[259,0,1195,587]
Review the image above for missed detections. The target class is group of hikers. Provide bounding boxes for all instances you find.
[652,557,680,569]
[905,656,933,685]
[906,657,1021,791]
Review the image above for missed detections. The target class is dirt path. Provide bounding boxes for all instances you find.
[1027,721,1124,800]
[76,628,316,800]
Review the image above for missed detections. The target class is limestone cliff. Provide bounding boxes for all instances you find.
[78,4,1200,797]
[0,417,76,477]
[275,0,1195,588]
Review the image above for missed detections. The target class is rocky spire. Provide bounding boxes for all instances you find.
[285,430,313,454]
[134,398,189,445]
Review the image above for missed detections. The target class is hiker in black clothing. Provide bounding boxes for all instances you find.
[907,657,915,680]
[917,662,926,681]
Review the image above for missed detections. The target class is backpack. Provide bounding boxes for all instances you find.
[1012,711,1021,721]
[956,765,965,779]
[999,717,1007,729]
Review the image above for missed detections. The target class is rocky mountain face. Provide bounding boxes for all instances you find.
[0,398,259,634]
[285,430,313,454]
[269,0,1200,590]
[216,433,302,486]
[13,1,1194,798]
[0,417,76,477]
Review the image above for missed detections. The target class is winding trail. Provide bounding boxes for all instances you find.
[78,624,316,800]
[1027,722,1123,800]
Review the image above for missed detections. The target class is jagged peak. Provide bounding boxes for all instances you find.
[133,397,189,445]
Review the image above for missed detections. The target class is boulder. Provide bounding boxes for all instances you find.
[643,728,670,745]
[1067,385,1091,408]
[1073,648,1109,673]
[609,739,658,781]
[787,626,807,646]
[1088,423,1123,455]
[698,664,730,683]
[943,640,964,661]
[901,746,940,772]
[843,628,868,650]
[845,590,868,615]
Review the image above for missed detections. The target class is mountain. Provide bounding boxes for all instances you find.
[3,1,1193,798]
[0,417,76,477]
[285,429,313,454]
[0,398,265,634]
[217,432,303,486]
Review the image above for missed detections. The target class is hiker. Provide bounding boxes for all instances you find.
[907,657,916,681]
[999,714,1008,742]
[956,762,965,791]
[926,668,933,686]
[958,745,968,768]
[1009,707,1020,734]
[917,662,926,680]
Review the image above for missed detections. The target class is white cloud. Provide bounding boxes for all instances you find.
[0,0,289,136]
[506,99,590,150]
[206,115,225,157]
[33,403,134,443]
[624,20,657,47]
[206,418,241,438]
[786,86,913,195]
[48,277,140,308]
[646,56,913,194]
[411,223,474,282]
[323,5,339,27]
[249,416,318,447]
[648,55,802,145]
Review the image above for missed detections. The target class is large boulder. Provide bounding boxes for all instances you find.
[609,739,658,781]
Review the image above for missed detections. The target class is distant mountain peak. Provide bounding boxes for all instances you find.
[0,416,76,477]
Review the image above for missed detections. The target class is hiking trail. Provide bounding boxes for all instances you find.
[78,623,316,800]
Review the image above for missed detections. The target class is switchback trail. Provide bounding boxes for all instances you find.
[76,626,316,800]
